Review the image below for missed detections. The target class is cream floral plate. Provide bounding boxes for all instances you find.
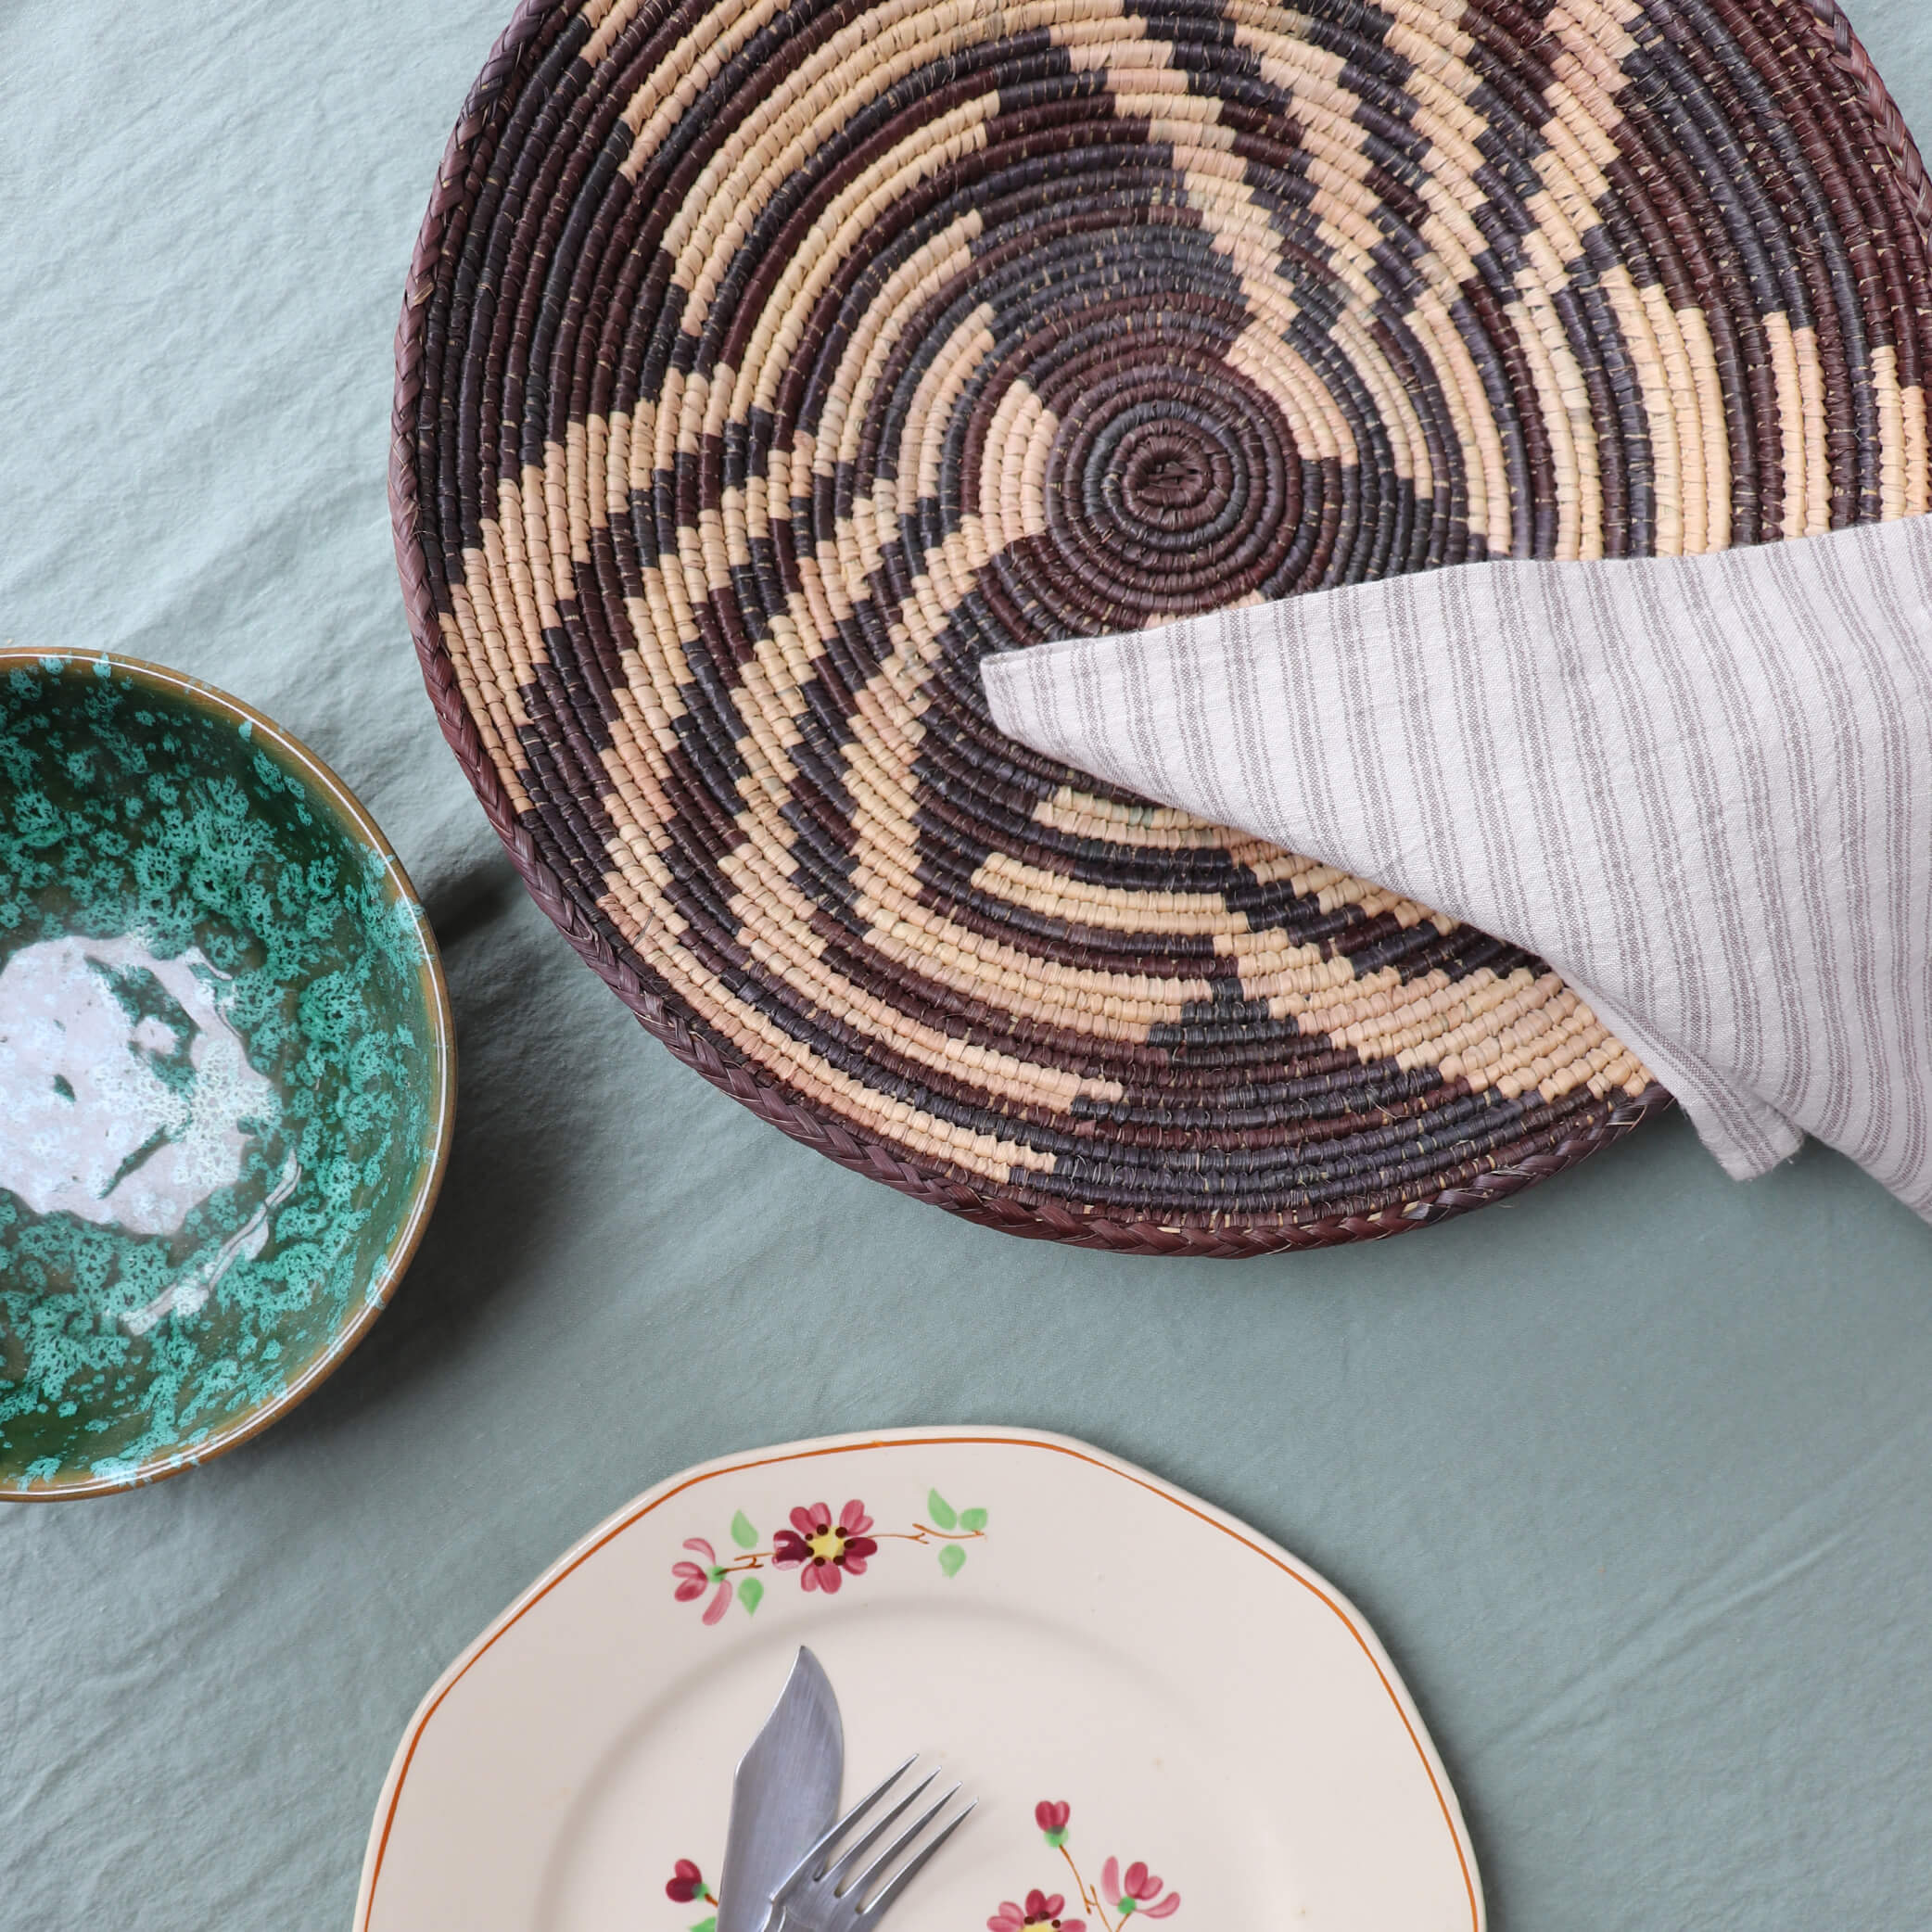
[356,1429,1484,1930]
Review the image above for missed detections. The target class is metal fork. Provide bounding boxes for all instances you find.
[765,1758,976,1932]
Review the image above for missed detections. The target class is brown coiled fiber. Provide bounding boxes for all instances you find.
[393,0,1931,1254]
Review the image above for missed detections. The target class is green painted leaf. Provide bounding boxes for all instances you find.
[692,1916,718,1932]
[739,1577,765,1616]
[730,1509,758,1549]
[927,1489,958,1530]
[959,1506,987,1532]
[938,1543,967,1578]
[1044,1829,1069,1850]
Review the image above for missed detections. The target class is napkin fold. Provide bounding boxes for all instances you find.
[983,515,1932,1220]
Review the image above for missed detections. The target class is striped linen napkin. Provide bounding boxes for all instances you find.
[983,515,1932,1220]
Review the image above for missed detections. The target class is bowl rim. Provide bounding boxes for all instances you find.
[0,647,457,1500]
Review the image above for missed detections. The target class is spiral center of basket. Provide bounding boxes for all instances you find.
[1115,428,1222,521]
[982,321,1311,629]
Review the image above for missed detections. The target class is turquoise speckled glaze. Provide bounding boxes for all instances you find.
[0,652,453,1497]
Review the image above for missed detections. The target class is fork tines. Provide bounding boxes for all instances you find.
[769,1758,976,1930]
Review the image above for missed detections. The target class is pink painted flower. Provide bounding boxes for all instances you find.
[1036,1800,1072,1841]
[772,1500,877,1593]
[666,1859,713,1904]
[1100,1858,1179,1919]
[671,1538,733,1624]
[987,1888,1085,1932]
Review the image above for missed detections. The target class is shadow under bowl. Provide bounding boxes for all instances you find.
[0,651,454,1497]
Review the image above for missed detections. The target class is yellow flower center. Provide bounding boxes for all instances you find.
[807,1527,845,1563]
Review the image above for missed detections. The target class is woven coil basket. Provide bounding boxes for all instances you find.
[394,0,1932,1255]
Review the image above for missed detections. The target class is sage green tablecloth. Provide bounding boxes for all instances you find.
[5,4,1932,1926]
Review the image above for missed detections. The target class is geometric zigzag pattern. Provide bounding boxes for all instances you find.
[394,0,1932,1249]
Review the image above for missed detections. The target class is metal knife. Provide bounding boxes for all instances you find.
[717,1648,845,1932]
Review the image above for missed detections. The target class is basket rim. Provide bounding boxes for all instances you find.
[388,0,1922,1257]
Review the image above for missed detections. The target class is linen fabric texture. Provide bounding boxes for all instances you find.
[983,515,1932,1219]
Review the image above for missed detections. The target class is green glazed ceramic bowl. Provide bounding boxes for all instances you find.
[0,652,453,1497]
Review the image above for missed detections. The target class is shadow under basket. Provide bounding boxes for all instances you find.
[391,0,1930,1253]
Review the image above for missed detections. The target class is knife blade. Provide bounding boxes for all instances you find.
[717,1647,844,1932]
